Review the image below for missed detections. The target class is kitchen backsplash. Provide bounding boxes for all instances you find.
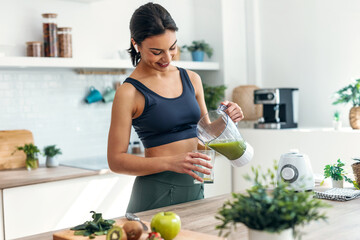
[0,70,139,164]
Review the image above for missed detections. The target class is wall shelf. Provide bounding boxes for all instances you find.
[0,57,219,71]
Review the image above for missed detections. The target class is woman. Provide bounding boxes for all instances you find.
[107,2,243,213]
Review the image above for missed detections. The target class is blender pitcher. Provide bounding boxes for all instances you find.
[196,105,253,167]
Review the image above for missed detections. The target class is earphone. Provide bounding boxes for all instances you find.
[134,44,139,53]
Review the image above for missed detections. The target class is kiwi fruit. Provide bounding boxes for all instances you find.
[123,221,143,240]
[106,226,127,240]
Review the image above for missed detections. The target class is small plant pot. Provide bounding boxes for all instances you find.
[352,162,360,187]
[248,228,293,240]
[332,179,344,188]
[46,156,59,168]
[26,158,39,171]
[191,50,204,62]
[333,120,342,130]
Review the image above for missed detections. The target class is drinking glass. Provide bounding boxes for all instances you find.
[193,149,215,184]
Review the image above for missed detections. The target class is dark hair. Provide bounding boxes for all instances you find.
[128,2,178,66]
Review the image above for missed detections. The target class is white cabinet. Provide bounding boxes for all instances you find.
[2,173,135,240]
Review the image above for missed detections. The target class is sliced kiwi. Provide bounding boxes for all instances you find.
[106,226,123,240]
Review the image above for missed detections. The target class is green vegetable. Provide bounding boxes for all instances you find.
[71,211,116,239]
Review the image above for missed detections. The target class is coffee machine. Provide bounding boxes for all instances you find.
[254,88,299,129]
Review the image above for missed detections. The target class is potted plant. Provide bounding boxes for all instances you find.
[332,79,360,129]
[13,143,41,171]
[182,40,213,62]
[333,110,342,130]
[216,163,329,240]
[203,84,226,110]
[322,158,359,189]
[43,145,62,167]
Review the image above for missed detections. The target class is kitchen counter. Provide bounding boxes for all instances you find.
[15,192,360,240]
[0,165,110,189]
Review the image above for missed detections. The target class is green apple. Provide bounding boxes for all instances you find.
[150,212,181,240]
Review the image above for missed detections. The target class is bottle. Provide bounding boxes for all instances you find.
[58,27,72,58]
[132,141,141,154]
[42,13,58,57]
[26,41,43,57]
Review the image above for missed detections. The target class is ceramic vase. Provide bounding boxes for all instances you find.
[46,156,59,168]
[332,179,344,188]
[248,228,293,240]
[191,50,204,62]
[26,158,39,171]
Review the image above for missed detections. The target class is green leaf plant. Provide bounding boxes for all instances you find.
[322,158,359,189]
[216,161,329,238]
[332,79,360,107]
[13,143,40,159]
[203,84,226,110]
[43,145,62,158]
[182,40,214,58]
[333,110,340,122]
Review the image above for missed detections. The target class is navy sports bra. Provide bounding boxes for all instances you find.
[124,67,201,148]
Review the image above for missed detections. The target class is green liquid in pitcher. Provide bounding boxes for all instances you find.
[208,140,246,160]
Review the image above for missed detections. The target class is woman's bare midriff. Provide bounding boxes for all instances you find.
[144,137,199,157]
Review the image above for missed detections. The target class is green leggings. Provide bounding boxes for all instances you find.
[126,171,204,213]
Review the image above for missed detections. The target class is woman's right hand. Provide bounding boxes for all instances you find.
[170,152,213,182]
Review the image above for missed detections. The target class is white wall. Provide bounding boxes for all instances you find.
[252,0,360,127]
[0,0,221,164]
[0,0,195,59]
[0,69,125,163]
[221,0,248,99]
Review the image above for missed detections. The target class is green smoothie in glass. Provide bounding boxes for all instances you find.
[208,140,247,160]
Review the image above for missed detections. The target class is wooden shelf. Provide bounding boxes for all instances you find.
[0,57,220,71]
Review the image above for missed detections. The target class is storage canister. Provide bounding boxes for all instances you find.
[132,141,141,154]
[26,41,43,57]
[58,27,72,58]
[42,13,58,57]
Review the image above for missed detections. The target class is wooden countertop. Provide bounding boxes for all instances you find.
[0,165,109,189]
[15,192,360,240]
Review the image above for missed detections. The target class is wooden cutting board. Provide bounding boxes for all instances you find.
[53,218,224,240]
[0,129,34,170]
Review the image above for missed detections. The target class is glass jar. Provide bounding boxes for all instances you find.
[42,13,58,57]
[26,41,43,57]
[132,141,141,154]
[58,27,72,58]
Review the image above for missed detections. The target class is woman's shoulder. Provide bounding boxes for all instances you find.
[183,68,202,86]
[184,68,199,77]
[116,79,139,100]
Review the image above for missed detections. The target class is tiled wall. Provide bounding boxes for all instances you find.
[0,69,137,163]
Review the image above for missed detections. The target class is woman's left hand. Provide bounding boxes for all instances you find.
[220,100,244,123]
